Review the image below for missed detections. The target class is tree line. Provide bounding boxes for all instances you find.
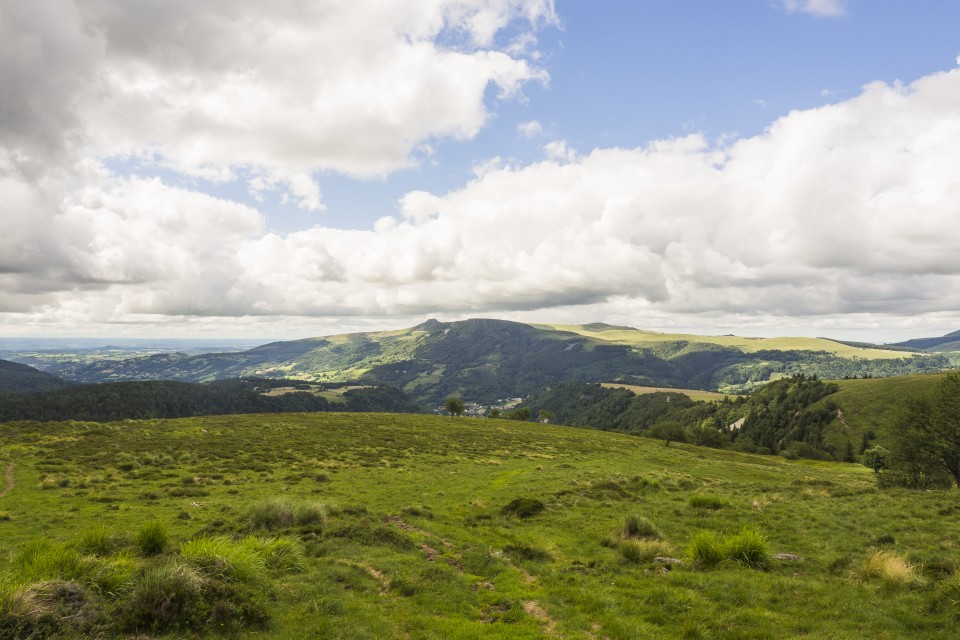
[0,378,423,422]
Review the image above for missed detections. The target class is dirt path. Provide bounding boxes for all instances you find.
[1,462,13,498]
[385,515,465,571]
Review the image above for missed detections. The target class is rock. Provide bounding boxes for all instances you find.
[654,556,684,565]
[773,553,803,561]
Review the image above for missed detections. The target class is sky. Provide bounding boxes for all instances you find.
[2,0,960,342]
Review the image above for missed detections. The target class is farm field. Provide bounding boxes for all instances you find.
[600,383,736,403]
[1,413,958,639]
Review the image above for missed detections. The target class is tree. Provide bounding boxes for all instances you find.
[538,409,554,424]
[445,396,465,417]
[486,408,501,419]
[862,446,889,473]
[844,440,855,463]
[648,421,687,447]
[886,373,960,488]
[688,420,729,449]
[512,407,531,421]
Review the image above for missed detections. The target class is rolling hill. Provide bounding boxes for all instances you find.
[810,373,951,451]
[0,359,72,394]
[5,319,953,406]
[890,329,960,353]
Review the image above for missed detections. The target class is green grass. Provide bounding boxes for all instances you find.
[547,324,921,359]
[813,373,950,450]
[0,412,958,638]
[688,494,730,510]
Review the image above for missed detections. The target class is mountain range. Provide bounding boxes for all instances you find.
[6,319,956,406]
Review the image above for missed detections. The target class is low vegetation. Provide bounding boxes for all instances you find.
[0,412,958,638]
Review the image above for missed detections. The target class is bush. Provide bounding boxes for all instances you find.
[622,515,661,540]
[136,522,168,556]
[688,494,728,510]
[500,497,545,518]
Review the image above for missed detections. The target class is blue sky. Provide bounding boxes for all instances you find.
[261,0,960,232]
[2,0,960,340]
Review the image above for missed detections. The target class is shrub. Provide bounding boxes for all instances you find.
[136,522,168,556]
[618,539,673,564]
[687,531,725,568]
[688,494,728,510]
[862,550,922,589]
[622,515,661,540]
[500,497,545,518]
[724,528,770,569]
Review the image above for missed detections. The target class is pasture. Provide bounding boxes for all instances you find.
[1,413,957,638]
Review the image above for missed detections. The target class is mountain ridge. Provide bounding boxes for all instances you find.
[6,319,953,405]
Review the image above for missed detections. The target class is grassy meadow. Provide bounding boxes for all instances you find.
[1,413,958,639]
[545,324,919,360]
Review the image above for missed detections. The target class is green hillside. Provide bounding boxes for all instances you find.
[891,330,960,353]
[0,360,71,394]
[812,373,951,451]
[1,412,958,638]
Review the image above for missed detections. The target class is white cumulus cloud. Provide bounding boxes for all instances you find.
[4,4,960,338]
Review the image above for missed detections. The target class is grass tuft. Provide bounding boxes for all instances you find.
[500,497,545,518]
[688,494,729,510]
[862,550,922,589]
[136,522,168,556]
[75,526,126,557]
[687,531,726,568]
[622,515,661,540]
[180,536,268,585]
[618,539,673,564]
[724,527,770,569]
[249,497,296,529]
[120,559,206,633]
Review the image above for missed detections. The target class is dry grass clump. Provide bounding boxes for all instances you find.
[861,550,922,589]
